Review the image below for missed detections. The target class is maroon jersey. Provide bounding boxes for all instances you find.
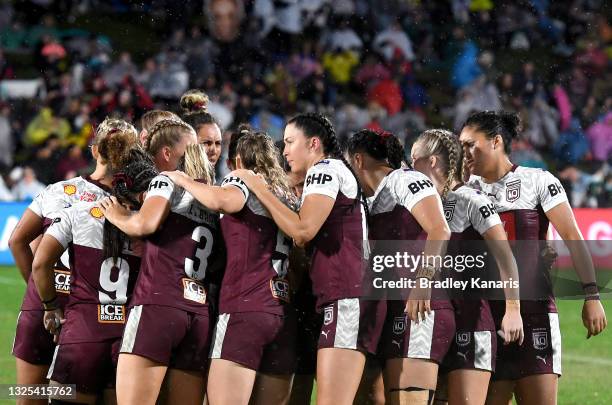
[46,202,140,343]
[368,168,451,309]
[21,176,111,311]
[468,165,569,314]
[218,175,292,315]
[130,175,224,315]
[301,159,368,310]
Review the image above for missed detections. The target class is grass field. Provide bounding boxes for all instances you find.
[0,266,611,404]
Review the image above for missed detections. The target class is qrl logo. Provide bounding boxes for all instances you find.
[54,270,71,294]
[532,331,549,350]
[506,179,521,203]
[393,316,406,334]
[98,304,125,323]
[323,306,334,326]
[182,279,207,304]
[456,332,471,347]
[444,200,457,222]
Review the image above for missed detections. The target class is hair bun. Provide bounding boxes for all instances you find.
[499,112,522,139]
[180,90,209,114]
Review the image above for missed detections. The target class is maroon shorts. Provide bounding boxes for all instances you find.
[120,305,212,371]
[442,300,496,372]
[48,340,121,394]
[492,312,562,381]
[210,312,296,374]
[380,301,455,363]
[12,310,55,365]
[318,298,385,355]
[443,330,496,372]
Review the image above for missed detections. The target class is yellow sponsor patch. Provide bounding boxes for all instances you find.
[63,184,77,195]
[90,207,104,219]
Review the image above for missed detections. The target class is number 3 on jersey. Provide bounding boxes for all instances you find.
[185,225,214,281]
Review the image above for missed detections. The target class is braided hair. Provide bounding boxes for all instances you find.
[414,129,462,200]
[101,144,158,263]
[144,118,196,157]
[346,129,406,170]
[227,124,251,170]
[287,113,369,218]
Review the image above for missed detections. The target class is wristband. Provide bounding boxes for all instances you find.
[42,296,58,311]
[582,282,599,296]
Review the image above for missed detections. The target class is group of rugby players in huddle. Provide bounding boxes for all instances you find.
[9,89,607,405]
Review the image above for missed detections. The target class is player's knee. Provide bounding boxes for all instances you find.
[389,386,435,405]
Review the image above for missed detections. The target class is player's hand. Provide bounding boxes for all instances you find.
[406,282,431,324]
[500,304,524,345]
[161,170,190,187]
[582,299,607,338]
[43,309,65,344]
[232,169,267,191]
[99,196,129,222]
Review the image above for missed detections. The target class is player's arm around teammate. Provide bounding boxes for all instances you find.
[412,129,523,405]
[234,114,370,405]
[165,126,298,405]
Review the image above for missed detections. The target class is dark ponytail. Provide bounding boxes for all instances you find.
[288,113,369,219]
[462,111,521,155]
[346,129,405,170]
[102,147,159,263]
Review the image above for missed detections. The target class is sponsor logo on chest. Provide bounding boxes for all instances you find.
[98,304,126,323]
[79,191,97,202]
[269,277,290,303]
[182,278,207,304]
[54,269,71,294]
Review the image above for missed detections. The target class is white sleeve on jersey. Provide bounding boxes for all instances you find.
[467,191,502,235]
[395,171,438,212]
[145,175,175,201]
[221,174,249,203]
[536,171,568,212]
[302,161,340,200]
[45,209,73,249]
[27,186,48,217]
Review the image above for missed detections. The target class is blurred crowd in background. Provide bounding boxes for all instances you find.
[0,0,610,207]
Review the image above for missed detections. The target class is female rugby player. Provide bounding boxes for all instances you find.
[233,113,373,405]
[411,129,523,405]
[31,130,146,404]
[346,129,452,405]
[9,118,136,405]
[460,111,607,405]
[164,126,297,405]
[100,138,222,405]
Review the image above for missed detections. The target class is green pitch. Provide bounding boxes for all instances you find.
[0,267,610,404]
